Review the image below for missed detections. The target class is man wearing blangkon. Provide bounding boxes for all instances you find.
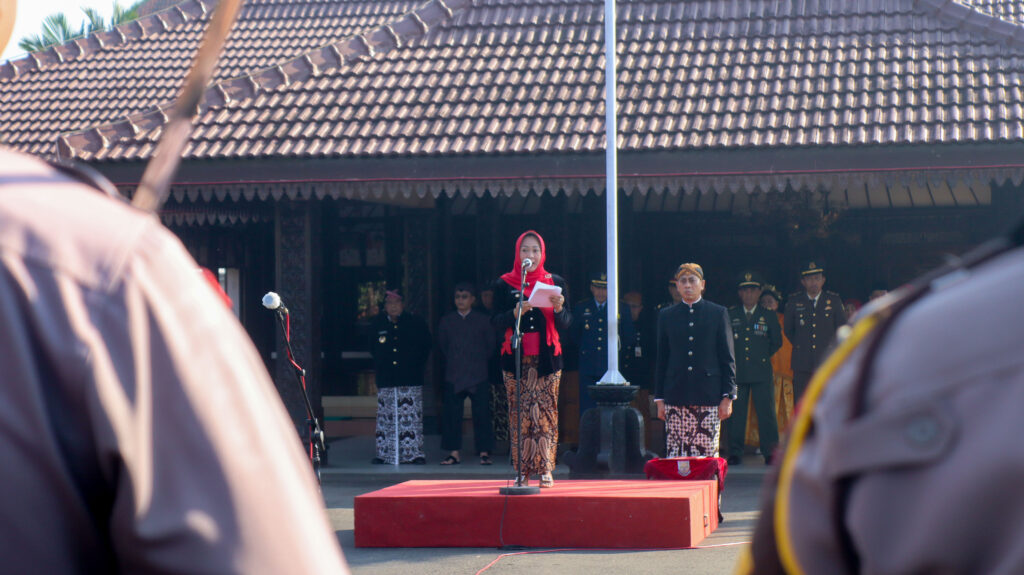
[0,148,348,573]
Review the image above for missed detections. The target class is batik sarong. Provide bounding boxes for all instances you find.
[491,380,510,442]
[375,386,424,464]
[503,356,560,477]
[665,404,721,458]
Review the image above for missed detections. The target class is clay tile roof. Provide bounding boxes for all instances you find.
[2,0,441,156]
[7,0,1024,162]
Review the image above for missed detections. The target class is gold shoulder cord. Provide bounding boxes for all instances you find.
[771,314,882,575]
[735,232,1019,575]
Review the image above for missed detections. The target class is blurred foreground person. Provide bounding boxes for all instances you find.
[737,223,1024,574]
[0,149,348,574]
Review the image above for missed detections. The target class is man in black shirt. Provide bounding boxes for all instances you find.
[437,283,497,465]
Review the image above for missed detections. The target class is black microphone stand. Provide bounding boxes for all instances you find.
[499,264,541,495]
[272,308,326,486]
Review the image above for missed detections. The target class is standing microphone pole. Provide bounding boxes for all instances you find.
[500,259,540,495]
[263,292,326,485]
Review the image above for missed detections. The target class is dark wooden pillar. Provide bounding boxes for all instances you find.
[476,195,496,283]
[989,179,1024,240]
[619,188,639,292]
[404,211,438,422]
[541,192,569,279]
[274,200,323,433]
[439,196,455,310]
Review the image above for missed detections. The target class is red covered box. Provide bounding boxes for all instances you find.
[644,457,727,490]
[645,457,727,522]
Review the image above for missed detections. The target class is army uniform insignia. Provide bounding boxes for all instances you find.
[585,323,591,330]
[745,273,752,281]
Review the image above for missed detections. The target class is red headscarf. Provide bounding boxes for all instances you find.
[499,230,562,356]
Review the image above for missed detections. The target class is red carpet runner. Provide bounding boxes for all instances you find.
[354,479,718,548]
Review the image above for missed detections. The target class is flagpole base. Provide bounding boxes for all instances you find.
[499,485,541,495]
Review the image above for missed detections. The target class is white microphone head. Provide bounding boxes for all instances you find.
[262,291,281,310]
[522,258,533,269]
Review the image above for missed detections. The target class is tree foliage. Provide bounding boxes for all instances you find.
[17,1,145,54]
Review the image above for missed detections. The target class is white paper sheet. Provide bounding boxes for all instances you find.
[526,281,562,308]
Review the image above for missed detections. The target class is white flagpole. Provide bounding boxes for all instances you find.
[600,0,627,386]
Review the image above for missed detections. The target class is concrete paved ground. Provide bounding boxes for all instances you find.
[322,435,770,574]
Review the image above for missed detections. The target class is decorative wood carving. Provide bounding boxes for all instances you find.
[274,201,323,434]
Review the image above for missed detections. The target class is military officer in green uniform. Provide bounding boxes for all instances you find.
[784,261,847,404]
[727,272,783,465]
[571,272,634,415]
[655,275,683,312]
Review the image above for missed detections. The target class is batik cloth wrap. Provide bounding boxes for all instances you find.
[665,404,721,458]
[503,356,560,476]
[375,386,424,464]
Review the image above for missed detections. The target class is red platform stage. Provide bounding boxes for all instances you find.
[354,479,718,548]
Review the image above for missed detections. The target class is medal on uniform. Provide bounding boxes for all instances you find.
[378,335,386,343]
[635,346,642,358]
[585,323,590,330]
[800,319,805,326]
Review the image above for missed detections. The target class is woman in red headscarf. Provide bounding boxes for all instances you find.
[491,231,571,487]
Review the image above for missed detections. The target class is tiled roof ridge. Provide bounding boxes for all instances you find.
[57,0,475,159]
[917,0,1024,43]
[0,0,218,82]
[958,0,1024,27]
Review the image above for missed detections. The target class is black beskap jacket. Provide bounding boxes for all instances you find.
[369,311,432,388]
[654,299,737,407]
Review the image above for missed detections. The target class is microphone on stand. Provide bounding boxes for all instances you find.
[261,290,325,481]
[262,291,288,315]
[521,258,533,270]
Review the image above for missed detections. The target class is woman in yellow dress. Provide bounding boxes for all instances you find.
[745,285,794,448]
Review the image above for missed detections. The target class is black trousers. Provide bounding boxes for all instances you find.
[727,379,779,460]
[441,380,494,454]
[793,370,813,405]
